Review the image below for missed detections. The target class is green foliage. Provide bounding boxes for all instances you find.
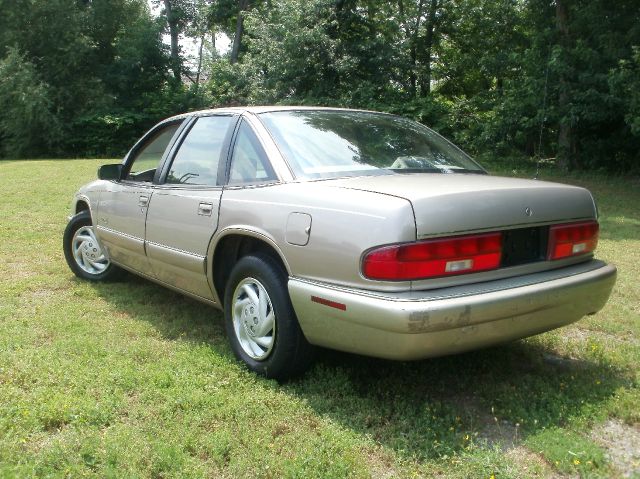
[204,0,640,172]
[0,48,59,157]
[609,47,640,137]
[242,0,347,104]
[0,0,638,170]
[0,0,183,158]
[65,112,149,158]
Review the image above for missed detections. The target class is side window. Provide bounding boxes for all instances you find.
[229,121,276,185]
[166,115,233,186]
[125,122,181,182]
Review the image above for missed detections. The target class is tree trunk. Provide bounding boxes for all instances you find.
[230,0,249,64]
[195,33,204,91]
[408,0,425,96]
[163,0,181,81]
[555,0,573,171]
[420,0,438,96]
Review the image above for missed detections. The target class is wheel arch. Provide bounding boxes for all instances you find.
[209,228,291,307]
[73,196,93,218]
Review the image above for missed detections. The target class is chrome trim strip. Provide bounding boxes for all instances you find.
[96,225,144,246]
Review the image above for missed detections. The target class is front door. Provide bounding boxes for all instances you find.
[96,121,182,275]
[145,115,236,301]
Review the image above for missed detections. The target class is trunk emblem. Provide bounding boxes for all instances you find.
[525,207,533,217]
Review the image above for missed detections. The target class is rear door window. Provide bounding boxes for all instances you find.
[166,116,234,186]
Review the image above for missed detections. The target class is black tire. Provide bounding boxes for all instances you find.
[63,211,124,281]
[224,253,315,380]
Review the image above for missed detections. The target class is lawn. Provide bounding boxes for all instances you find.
[0,159,638,478]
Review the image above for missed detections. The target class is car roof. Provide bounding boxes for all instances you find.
[163,105,391,122]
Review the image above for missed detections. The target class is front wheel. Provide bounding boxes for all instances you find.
[224,253,315,380]
[63,211,123,281]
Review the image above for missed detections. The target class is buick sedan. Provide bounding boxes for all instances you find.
[63,107,617,379]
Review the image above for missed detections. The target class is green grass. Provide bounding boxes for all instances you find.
[1,159,638,478]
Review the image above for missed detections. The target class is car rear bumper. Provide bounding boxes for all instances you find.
[288,260,617,360]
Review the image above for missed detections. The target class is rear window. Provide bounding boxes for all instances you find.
[259,110,485,179]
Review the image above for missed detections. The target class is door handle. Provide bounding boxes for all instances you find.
[138,195,149,207]
[198,202,213,216]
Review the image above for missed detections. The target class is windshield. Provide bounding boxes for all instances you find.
[259,110,485,179]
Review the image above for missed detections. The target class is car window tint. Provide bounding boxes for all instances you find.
[166,116,233,186]
[126,122,181,182]
[229,121,276,184]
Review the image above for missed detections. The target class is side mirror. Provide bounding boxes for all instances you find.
[98,164,123,181]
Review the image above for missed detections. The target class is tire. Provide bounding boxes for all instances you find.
[63,210,123,281]
[224,253,315,380]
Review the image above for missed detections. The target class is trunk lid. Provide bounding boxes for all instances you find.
[325,173,596,238]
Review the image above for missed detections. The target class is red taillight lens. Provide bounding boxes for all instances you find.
[362,232,502,280]
[548,221,599,260]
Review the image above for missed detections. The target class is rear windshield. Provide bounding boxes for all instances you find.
[259,110,485,179]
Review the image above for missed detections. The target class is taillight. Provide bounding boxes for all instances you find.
[362,232,502,281]
[548,221,599,260]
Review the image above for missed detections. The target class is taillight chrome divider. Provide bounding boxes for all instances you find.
[362,220,599,281]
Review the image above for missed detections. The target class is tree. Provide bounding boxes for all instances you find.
[0,48,59,157]
[230,0,250,64]
[0,0,180,158]
[555,0,573,171]
[0,0,638,169]
[151,0,197,81]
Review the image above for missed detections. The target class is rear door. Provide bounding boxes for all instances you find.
[144,114,237,301]
[96,120,183,274]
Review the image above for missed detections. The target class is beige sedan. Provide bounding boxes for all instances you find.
[63,107,616,379]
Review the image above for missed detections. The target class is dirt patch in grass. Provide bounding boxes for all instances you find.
[449,393,525,451]
[450,394,578,478]
[591,419,640,478]
[1,261,38,280]
[563,326,639,346]
[505,446,566,479]
[365,446,400,479]
[540,351,591,371]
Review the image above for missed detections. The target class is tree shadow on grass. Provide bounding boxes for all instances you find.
[89,274,630,462]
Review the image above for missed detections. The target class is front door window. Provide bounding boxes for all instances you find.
[125,122,181,182]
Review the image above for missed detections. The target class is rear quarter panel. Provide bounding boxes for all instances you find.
[215,182,417,291]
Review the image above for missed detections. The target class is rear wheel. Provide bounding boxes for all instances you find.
[224,253,315,379]
[63,211,123,281]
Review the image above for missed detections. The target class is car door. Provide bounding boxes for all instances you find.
[144,114,237,301]
[96,120,184,275]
